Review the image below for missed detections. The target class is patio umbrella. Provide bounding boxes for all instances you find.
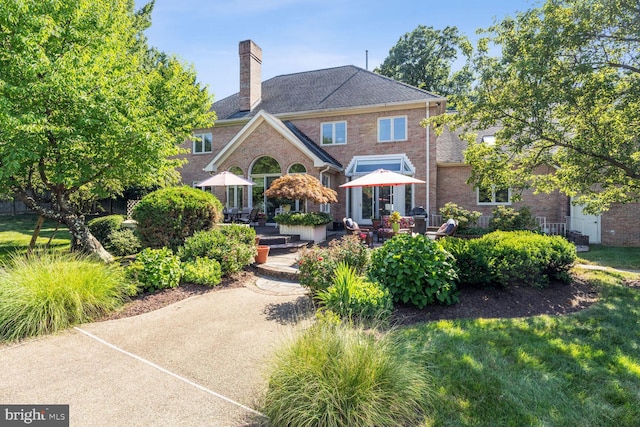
[339,169,425,188]
[195,171,255,187]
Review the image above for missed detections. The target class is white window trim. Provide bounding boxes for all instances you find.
[320,175,331,213]
[377,116,407,143]
[476,186,512,205]
[320,121,347,145]
[192,132,212,154]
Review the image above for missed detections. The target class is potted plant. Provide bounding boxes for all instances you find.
[389,211,402,233]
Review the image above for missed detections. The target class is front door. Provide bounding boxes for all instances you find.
[571,203,601,244]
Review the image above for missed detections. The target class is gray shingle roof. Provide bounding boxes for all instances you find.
[213,65,444,120]
[436,124,504,163]
[282,121,342,168]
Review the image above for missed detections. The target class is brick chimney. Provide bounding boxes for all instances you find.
[239,40,262,112]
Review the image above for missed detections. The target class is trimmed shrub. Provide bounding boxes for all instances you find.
[262,322,431,427]
[178,225,256,275]
[316,262,393,323]
[181,257,222,286]
[369,234,459,308]
[132,186,223,250]
[298,235,370,294]
[0,252,130,341]
[127,247,181,293]
[439,237,494,287]
[88,215,125,243]
[105,228,141,256]
[443,231,577,288]
[273,211,332,226]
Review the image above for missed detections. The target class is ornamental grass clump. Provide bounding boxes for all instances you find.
[262,322,431,426]
[0,252,130,341]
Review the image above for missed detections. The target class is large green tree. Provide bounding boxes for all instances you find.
[375,25,473,100]
[434,0,639,213]
[0,0,215,261]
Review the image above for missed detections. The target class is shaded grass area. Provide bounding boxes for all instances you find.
[395,268,640,426]
[577,245,640,270]
[0,215,71,261]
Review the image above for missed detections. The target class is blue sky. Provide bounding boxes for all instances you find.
[137,0,541,100]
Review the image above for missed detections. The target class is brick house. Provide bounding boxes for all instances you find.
[180,40,639,247]
[180,40,446,228]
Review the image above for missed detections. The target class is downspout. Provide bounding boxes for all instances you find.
[425,102,430,221]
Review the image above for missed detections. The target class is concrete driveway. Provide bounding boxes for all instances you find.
[0,284,311,426]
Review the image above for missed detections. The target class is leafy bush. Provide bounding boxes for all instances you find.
[439,202,482,230]
[127,247,182,293]
[489,205,537,231]
[369,234,459,308]
[181,257,222,286]
[316,263,392,323]
[132,186,223,250]
[443,231,577,288]
[480,231,576,288]
[105,228,141,256]
[0,252,130,341]
[88,215,125,243]
[274,212,333,226]
[298,235,370,294]
[178,225,256,275]
[262,322,430,427]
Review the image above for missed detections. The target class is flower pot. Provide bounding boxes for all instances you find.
[255,245,270,264]
[392,223,400,233]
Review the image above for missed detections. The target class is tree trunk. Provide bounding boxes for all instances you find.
[14,191,114,263]
[65,215,114,263]
[28,215,45,255]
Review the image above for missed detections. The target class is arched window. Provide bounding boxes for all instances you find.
[288,163,306,174]
[250,157,282,220]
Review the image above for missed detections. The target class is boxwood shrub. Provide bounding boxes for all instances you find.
[88,215,125,243]
[132,186,223,251]
[440,231,576,288]
[369,234,459,308]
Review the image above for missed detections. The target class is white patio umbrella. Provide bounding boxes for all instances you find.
[195,171,255,187]
[339,169,425,188]
[340,168,425,215]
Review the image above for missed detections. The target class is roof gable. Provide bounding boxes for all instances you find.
[203,110,342,172]
[213,66,445,120]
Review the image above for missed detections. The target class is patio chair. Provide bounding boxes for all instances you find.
[238,207,260,226]
[343,217,373,247]
[426,218,458,240]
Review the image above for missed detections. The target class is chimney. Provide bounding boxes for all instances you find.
[239,40,262,112]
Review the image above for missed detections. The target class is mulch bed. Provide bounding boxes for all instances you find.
[100,271,608,325]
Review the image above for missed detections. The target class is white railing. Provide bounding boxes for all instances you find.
[428,213,567,236]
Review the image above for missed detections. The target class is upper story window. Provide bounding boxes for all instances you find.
[192,132,212,154]
[477,186,511,205]
[378,116,407,142]
[321,121,347,145]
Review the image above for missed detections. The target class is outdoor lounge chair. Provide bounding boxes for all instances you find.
[426,218,458,240]
[343,217,373,247]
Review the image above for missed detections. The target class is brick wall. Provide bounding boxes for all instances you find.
[601,203,640,246]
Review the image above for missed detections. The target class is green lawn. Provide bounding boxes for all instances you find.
[395,267,640,426]
[0,215,71,261]
[577,245,640,270]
